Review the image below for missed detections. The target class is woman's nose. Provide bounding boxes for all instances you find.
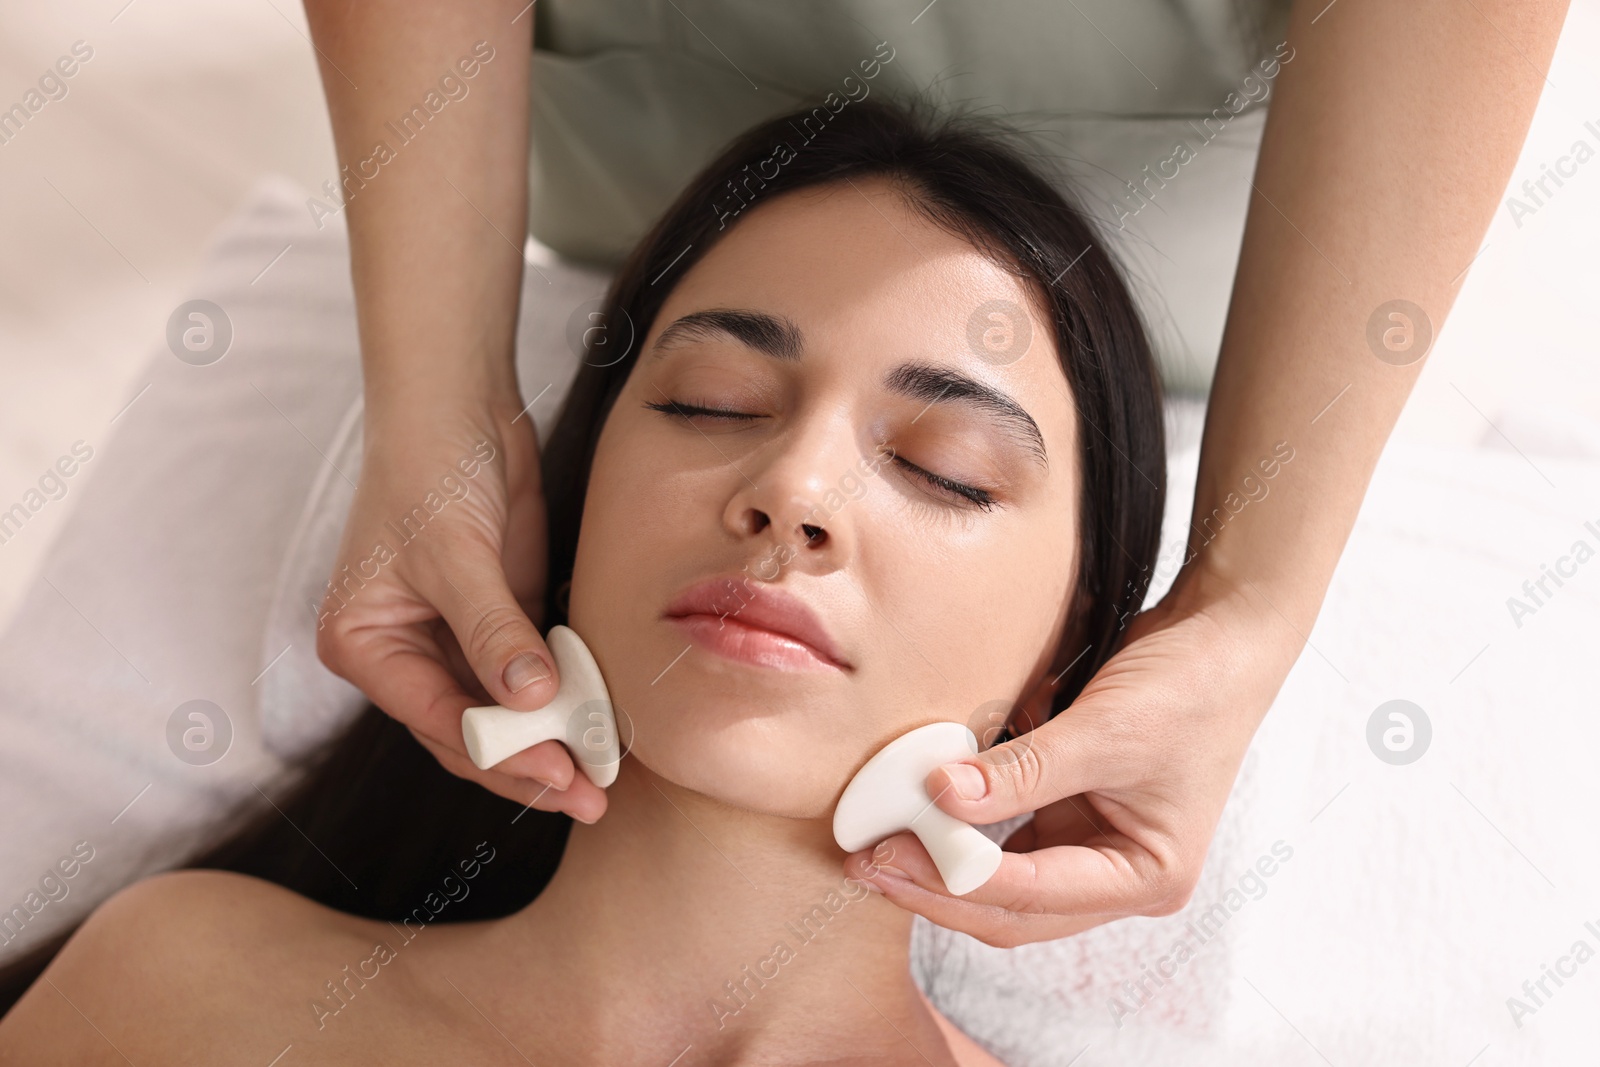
[722,414,862,563]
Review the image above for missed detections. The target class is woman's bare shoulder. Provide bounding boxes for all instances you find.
[0,869,381,1062]
[917,985,1010,1067]
[67,868,366,965]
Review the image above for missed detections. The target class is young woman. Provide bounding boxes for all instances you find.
[0,96,1164,1064]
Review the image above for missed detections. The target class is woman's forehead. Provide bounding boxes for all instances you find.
[651,182,1076,455]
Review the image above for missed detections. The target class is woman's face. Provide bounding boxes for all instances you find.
[567,175,1081,819]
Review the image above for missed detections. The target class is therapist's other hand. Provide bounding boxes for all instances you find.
[315,396,607,823]
[843,575,1297,945]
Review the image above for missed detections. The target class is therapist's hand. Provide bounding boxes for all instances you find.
[843,574,1299,945]
[315,397,607,823]
[300,0,559,807]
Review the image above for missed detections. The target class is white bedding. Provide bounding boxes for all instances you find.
[2,176,1598,1065]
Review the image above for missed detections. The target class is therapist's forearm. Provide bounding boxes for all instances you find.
[1178,0,1570,635]
[302,0,533,420]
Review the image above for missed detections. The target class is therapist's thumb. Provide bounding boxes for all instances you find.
[925,716,1092,824]
[435,557,559,713]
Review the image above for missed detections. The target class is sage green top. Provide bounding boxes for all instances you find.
[527,0,1291,268]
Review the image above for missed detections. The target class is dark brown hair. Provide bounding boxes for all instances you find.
[0,92,1165,1010]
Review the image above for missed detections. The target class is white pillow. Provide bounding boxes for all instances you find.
[0,175,369,963]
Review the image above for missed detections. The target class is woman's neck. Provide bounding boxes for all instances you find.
[478,757,954,1064]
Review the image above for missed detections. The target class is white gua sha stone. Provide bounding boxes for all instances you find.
[460,625,621,787]
[832,721,1003,897]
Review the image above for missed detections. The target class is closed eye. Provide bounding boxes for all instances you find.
[644,398,760,422]
[643,396,997,510]
[893,457,996,510]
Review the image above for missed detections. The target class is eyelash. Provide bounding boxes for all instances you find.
[643,398,997,511]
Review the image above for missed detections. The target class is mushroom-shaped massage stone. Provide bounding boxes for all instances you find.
[460,625,621,788]
[832,721,1003,897]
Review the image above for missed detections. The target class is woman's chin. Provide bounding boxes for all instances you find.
[625,720,849,822]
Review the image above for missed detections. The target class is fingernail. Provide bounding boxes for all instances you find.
[942,762,987,801]
[873,864,912,883]
[572,810,600,825]
[503,653,550,693]
[859,877,886,894]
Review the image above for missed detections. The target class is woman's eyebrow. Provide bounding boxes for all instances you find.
[651,308,804,361]
[649,307,1048,468]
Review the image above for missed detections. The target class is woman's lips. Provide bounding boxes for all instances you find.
[666,613,847,673]
[663,575,851,672]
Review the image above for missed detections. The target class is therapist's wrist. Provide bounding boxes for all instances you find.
[363,392,531,459]
[1169,524,1335,633]
[1157,558,1315,717]
[363,347,524,428]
